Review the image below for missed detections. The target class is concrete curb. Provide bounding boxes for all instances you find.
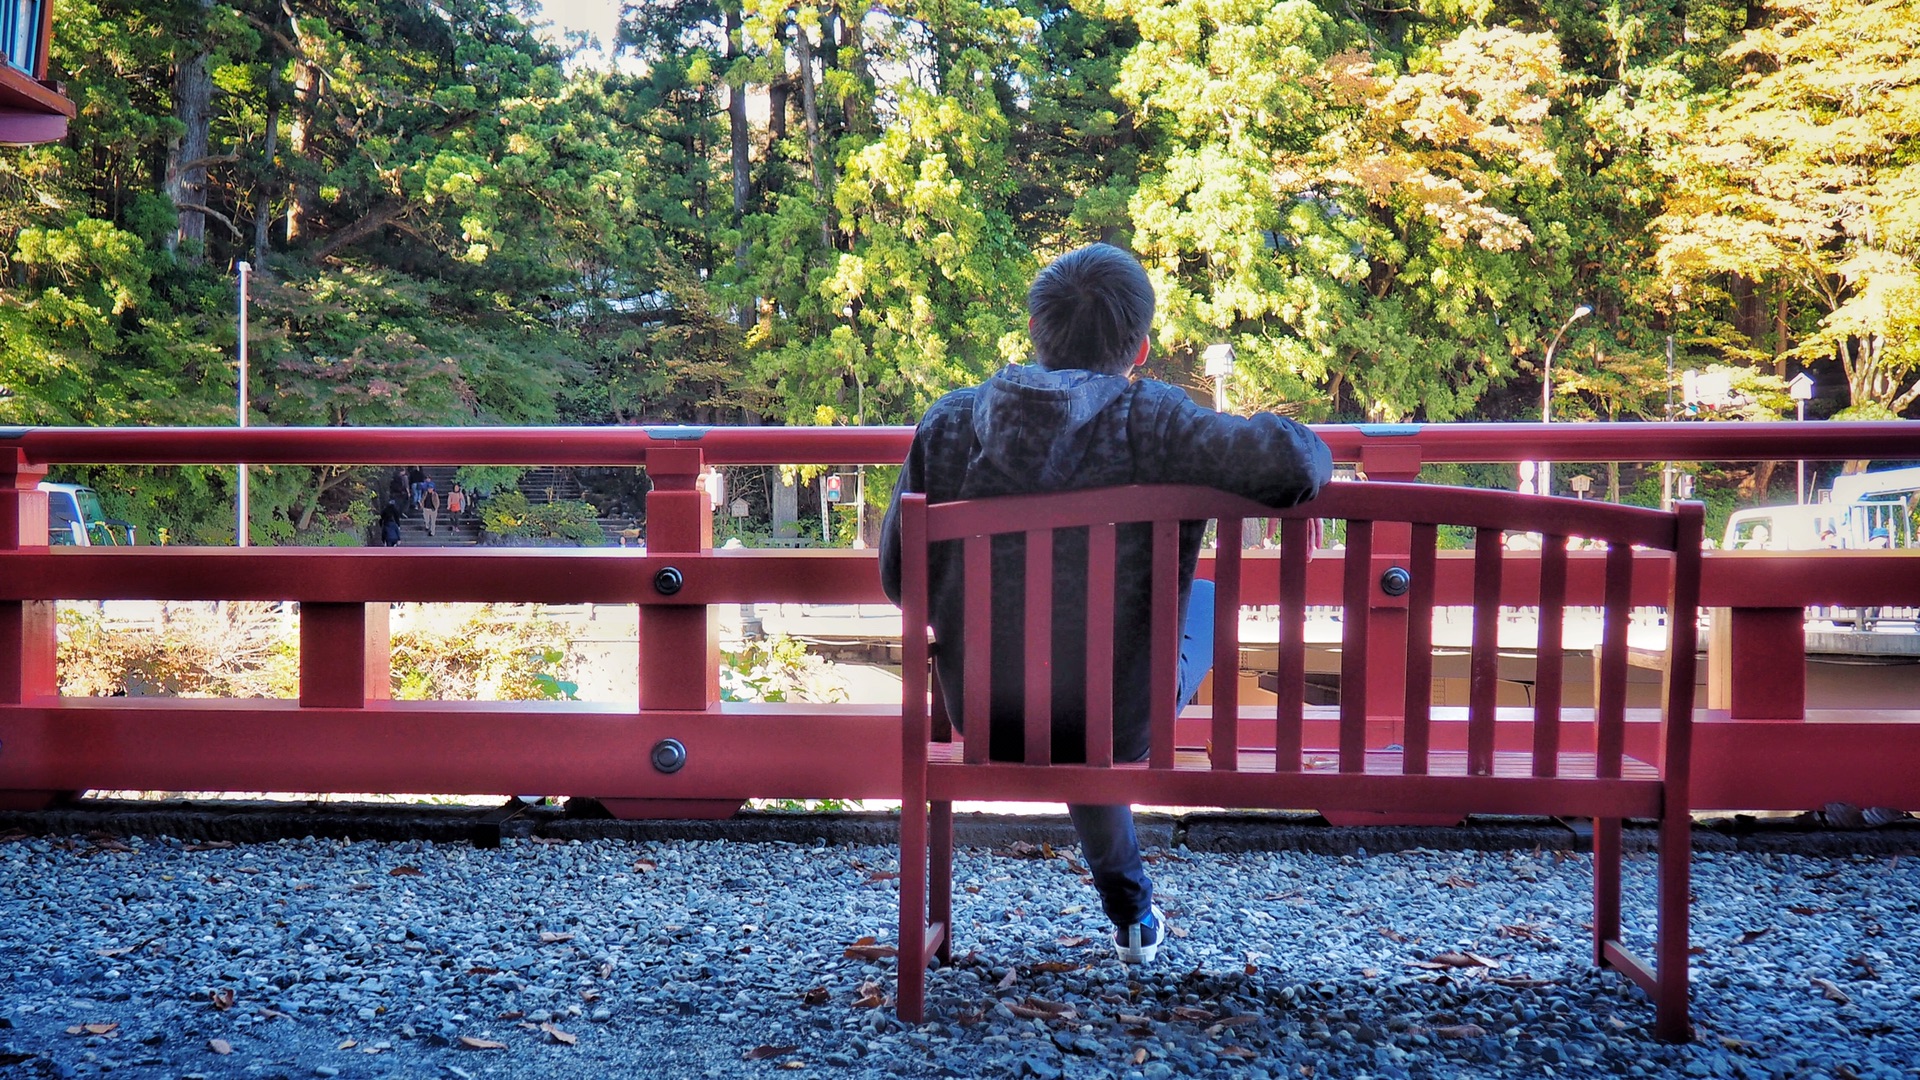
[5,799,1919,857]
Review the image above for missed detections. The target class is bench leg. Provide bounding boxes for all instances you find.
[898,791,927,1023]
[1656,810,1692,1042]
[1593,817,1622,967]
[931,800,953,966]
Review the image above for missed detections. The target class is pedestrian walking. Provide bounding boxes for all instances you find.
[408,465,428,510]
[378,499,403,547]
[448,482,466,524]
[420,481,440,537]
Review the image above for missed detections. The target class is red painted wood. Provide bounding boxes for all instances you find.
[1023,529,1053,767]
[1467,528,1503,777]
[1084,524,1116,768]
[0,701,904,797]
[1149,520,1179,771]
[299,603,391,708]
[638,448,716,713]
[1728,608,1809,719]
[1400,524,1438,775]
[897,494,931,1023]
[0,549,892,605]
[9,419,1920,470]
[963,536,991,765]
[1595,543,1634,779]
[0,452,55,707]
[1210,522,1242,771]
[1337,519,1372,772]
[1533,536,1569,777]
[1273,518,1308,772]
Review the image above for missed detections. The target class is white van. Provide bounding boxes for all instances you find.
[39,482,138,546]
[1722,499,1911,550]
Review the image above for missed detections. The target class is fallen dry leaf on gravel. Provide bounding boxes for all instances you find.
[541,1022,576,1045]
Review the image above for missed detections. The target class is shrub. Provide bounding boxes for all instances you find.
[58,604,299,698]
[479,491,604,545]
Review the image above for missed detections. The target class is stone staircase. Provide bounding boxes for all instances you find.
[379,466,637,547]
[516,466,587,505]
[383,467,481,547]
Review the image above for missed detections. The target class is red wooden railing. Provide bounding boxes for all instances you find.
[3,422,1918,817]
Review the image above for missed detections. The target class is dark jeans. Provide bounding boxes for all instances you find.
[1070,579,1214,928]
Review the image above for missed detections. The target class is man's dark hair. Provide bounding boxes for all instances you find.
[1027,243,1155,375]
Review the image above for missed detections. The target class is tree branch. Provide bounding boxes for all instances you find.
[309,200,409,261]
[175,202,245,239]
[178,154,240,173]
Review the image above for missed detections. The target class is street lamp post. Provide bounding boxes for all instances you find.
[1789,372,1815,504]
[236,260,251,546]
[1203,343,1236,412]
[1537,303,1593,497]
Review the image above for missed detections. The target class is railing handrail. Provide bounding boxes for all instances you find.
[3,420,1916,467]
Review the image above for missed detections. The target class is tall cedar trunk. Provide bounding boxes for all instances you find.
[253,89,280,270]
[726,8,753,328]
[165,44,215,259]
[841,2,873,134]
[769,74,790,143]
[792,16,833,250]
[287,60,321,243]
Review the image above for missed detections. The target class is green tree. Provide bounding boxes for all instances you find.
[1654,0,1920,417]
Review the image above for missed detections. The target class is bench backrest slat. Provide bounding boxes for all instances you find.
[1533,535,1570,777]
[1084,523,1117,768]
[1149,519,1180,770]
[963,534,992,765]
[1596,541,1635,779]
[1338,518,1373,772]
[1211,520,1244,770]
[1023,528,1054,768]
[1274,516,1309,772]
[1401,522,1439,775]
[1467,527,1505,776]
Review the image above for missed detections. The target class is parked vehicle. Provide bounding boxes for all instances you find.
[39,482,138,546]
[1723,465,1920,550]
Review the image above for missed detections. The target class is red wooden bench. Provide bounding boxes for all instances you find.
[895,482,1703,1041]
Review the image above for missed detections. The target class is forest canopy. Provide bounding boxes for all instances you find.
[2,0,1915,541]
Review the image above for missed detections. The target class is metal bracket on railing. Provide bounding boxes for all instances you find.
[650,738,688,774]
[652,567,684,596]
[1379,566,1412,597]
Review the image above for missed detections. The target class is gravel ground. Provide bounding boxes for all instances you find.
[2,828,1917,1080]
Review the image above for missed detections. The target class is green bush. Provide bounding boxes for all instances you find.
[480,491,604,545]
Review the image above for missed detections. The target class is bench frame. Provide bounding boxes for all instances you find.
[896,482,1703,1041]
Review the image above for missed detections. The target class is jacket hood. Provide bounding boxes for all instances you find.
[972,364,1132,489]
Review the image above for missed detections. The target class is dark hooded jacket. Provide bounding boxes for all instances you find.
[880,364,1332,763]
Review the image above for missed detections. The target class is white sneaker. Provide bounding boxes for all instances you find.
[1114,904,1166,964]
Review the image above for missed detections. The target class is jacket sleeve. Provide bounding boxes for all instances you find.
[1137,386,1334,507]
[877,446,919,606]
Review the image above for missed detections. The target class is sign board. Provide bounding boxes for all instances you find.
[1788,372,1815,401]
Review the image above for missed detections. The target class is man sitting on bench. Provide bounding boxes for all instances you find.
[879,243,1333,963]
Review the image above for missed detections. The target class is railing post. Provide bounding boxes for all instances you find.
[638,446,718,707]
[0,449,63,809]
[1331,439,1459,826]
[1707,606,1805,720]
[1360,441,1423,728]
[300,603,392,708]
[600,444,735,819]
